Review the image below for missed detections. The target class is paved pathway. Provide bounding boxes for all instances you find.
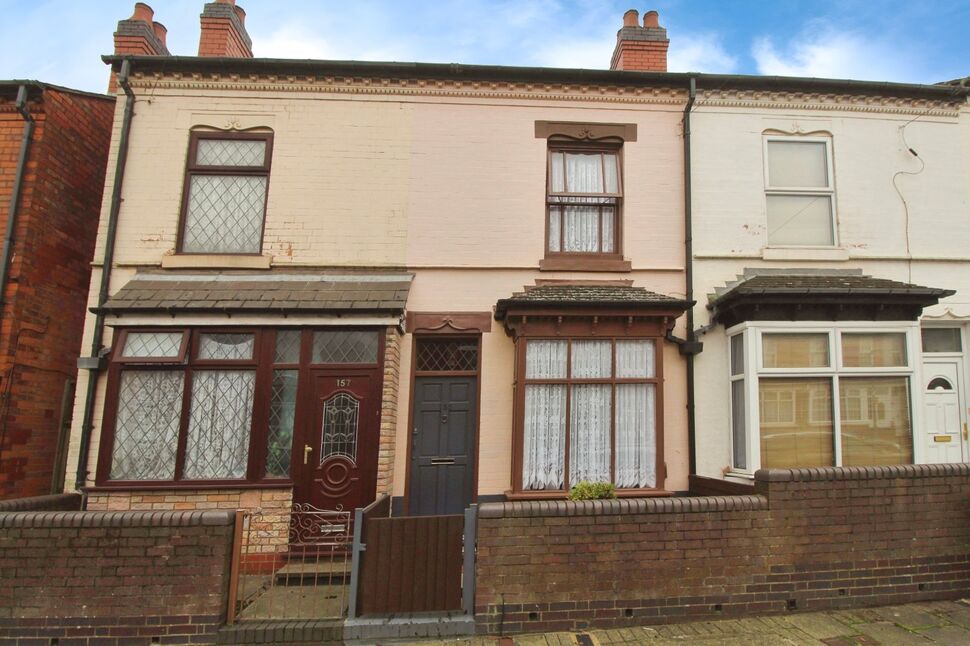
[402,600,970,645]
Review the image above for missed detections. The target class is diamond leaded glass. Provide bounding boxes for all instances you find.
[122,331,184,358]
[196,139,266,167]
[416,338,478,372]
[321,392,359,461]
[199,333,255,360]
[183,370,255,479]
[266,370,298,478]
[110,370,184,480]
[312,331,379,364]
[274,330,302,364]
[182,175,267,253]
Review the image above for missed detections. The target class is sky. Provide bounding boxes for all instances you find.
[1,0,968,94]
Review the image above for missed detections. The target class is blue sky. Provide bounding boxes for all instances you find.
[1,1,968,94]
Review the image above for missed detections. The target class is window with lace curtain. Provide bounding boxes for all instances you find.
[546,146,622,257]
[178,131,273,254]
[98,328,382,486]
[520,337,659,492]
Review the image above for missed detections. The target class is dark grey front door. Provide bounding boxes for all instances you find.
[408,376,476,515]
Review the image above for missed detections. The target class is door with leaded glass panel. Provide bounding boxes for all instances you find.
[298,373,380,512]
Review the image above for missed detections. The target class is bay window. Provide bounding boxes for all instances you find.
[98,327,382,486]
[729,323,917,472]
[521,337,659,492]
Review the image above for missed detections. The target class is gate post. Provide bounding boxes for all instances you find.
[462,504,478,616]
[347,506,364,618]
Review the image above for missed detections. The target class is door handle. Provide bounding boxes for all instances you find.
[303,444,313,465]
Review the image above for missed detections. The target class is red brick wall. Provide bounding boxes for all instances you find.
[0,510,235,644]
[475,464,970,634]
[0,87,114,499]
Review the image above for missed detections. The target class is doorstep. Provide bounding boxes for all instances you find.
[344,612,476,642]
[217,619,344,645]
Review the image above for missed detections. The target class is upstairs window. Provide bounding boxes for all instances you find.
[547,147,622,256]
[178,132,273,254]
[764,137,835,247]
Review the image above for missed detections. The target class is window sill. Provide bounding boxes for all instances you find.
[161,254,273,270]
[761,247,849,262]
[504,488,673,500]
[539,256,632,272]
[86,480,294,492]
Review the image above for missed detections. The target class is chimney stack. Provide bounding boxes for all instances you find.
[610,9,669,72]
[198,0,254,58]
[110,3,170,93]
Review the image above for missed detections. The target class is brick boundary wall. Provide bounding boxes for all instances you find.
[475,464,970,635]
[0,510,236,644]
[0,493,81,512]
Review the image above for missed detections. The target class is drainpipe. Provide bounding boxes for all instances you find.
[682,75,699,476]
[0,85,35,315]
[74,59,134,491]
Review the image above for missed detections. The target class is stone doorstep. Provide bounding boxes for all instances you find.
[217,619,344,644]
[344,612,476,642]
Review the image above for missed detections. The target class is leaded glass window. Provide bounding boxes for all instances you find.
[179,133,272,255]
[122,331,184,359]
[183,370,256,479]
[266,370,298,478]
[415,338,478,372]
[321,393,359,461]
[110,371,184,480]
[199,333,255,360]
[312,330,379,364]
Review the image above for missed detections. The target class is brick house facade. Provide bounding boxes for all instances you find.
[0,82,114,499]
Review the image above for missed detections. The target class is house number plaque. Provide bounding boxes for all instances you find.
[336,378,351,387]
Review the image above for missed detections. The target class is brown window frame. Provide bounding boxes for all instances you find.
[544,141,624,261]
[176,131,274,256]
[503,311,673,499]
[94,327,384,490]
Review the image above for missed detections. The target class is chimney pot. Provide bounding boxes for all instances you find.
[622,9,639,27]
[199,0,254,58]
[152,21,167,45]
[643,10,660,28]
[215,0,236,4]
[131,2,154,22]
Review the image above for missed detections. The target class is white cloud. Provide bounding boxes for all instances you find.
[752,30,921,81]
[254,25,337,60]
[668,35,738,73]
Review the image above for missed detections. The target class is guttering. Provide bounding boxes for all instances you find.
[74,59,133,492]
[0,84,36,314]
[683,75,699,476]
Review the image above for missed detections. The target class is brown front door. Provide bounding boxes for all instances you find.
[295,371,380,512]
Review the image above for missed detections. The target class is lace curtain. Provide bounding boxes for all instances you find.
[522,339,656,490]
[183,370,256,479]
[523,341,567,489]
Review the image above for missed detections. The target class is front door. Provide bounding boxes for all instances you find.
[296,372,380,511]
[408,376,476,515]
[922,359,967,463]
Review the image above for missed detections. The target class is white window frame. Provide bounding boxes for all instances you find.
[726,320,922,475]
[763,135,838,248]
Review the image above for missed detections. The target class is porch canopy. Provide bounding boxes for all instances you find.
[95,270,412,323]
[708,270,955,327]
[495,282,692,335]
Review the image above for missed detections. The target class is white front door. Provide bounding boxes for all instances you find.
[921,359,966,463]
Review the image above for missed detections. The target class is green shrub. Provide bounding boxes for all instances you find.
[568,481,617,501]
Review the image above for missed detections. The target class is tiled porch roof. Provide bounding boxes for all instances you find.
[96,271,412,315]
[708,270,955,326]
[495,284,691,319]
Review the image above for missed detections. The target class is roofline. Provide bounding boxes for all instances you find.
[92,305,405,316]
[494,298,695,320]
[0,80,114,102]
[101,55,970,100]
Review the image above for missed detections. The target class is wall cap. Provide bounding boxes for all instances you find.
[755,464,970,482]
[478,495,768,519]
[0,494,82,512]
[0,509,235,528]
